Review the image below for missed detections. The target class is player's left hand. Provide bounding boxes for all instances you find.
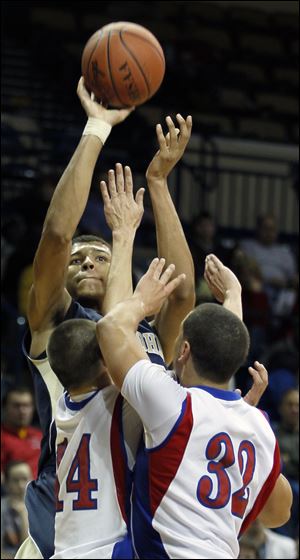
[100,163,144,233]
[204,254,241,303]
[134,258,186,316]
[236,361,268,407]
[146,114,192,181]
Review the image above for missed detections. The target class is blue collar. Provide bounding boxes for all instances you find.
[64,390,100,410]
[192,385,241,401]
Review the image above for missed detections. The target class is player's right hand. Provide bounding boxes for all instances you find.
[77,77,134,125]
[134,258,186,317]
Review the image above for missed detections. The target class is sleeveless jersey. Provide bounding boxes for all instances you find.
[23,302,166,558]
[51,387,141,559]
[121,360,282,560]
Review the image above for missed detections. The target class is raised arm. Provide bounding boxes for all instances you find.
[146,115,195,364]
[28,77,133,337]
[204,254,243,320]
[97,259,186,388]
[100,164,144,314]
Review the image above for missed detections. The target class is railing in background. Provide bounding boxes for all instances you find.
[170,134,299,237]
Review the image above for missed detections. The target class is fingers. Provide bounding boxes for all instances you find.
[160,263,176,284]
[153,258,166,280]
[176,113,192,144]
[107,169,117,197]
[115,163,125,193]
[165,273,186,296]
[135,187,145,210]
[249,361,268,383]
[77,76,89,100]
[124,165,133,194]
[156,123,167,151]
[165,128,180,148]
[107,164,132,196]
[115,106,135,123]
[166,116,178,150]
[100,180,110,205]
[205,254,223,270]
[158,114,193,150]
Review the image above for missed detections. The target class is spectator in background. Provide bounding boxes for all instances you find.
[273,389,299,540]
[1,461,32,559]
[241,519,297,559]
[188,211,232,303]
[274,389,299,482]
[240,214,298,319]
[264,344,299,423]
[1,388,42,480]
[230,248,270,362]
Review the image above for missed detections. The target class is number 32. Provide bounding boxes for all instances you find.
[197,432,256,518]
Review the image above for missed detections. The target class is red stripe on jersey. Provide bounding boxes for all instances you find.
[149,393,193,516]
[110,394,127,524]
[239,439,281,535]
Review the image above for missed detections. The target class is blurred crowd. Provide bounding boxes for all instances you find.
[1,175,299,557]
[1,1,299,557]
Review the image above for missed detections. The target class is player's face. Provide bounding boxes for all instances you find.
[66,243,112,304]
[7,463,32,499]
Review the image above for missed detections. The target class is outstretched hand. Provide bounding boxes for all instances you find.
[146,114,192,180]
[77,77,134,125]
[134,258,186,317]
[100,164,144,233]
[235,361,268,407]
[204,254,241,303]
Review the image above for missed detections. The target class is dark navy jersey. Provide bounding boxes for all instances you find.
[22,300,166,558]
[22,301,102,474]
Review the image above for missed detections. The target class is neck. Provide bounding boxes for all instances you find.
[181,369,230,390]
[69,372,111,396]
[76,296,101,313]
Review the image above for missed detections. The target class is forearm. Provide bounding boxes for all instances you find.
[147,177,195,299]
[101,229,136,314]
[223,288,243,320]
[98,296,147,388]
[43,135,103,241]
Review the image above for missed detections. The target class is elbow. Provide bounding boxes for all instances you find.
[172,283,196,307]
[264,508,291,529]
[41,223,73,245]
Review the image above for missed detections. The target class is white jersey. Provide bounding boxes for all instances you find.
[51,386,142,559]
[122,360,281,560]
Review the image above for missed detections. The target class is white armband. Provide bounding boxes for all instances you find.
[82,117,112,145]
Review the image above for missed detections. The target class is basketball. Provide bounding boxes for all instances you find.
[81,21,165,108]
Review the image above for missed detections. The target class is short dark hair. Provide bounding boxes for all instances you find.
[183,303,250,383]
[47,319,102,391]
[72,234,111,252]
[2,387,33,408]
[4,460,32,480]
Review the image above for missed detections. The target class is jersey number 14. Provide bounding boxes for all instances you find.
[56,434,98,512]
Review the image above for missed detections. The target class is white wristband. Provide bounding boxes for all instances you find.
[82,117,112,145]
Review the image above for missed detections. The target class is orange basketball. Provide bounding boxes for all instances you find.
[81,21,165,108]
